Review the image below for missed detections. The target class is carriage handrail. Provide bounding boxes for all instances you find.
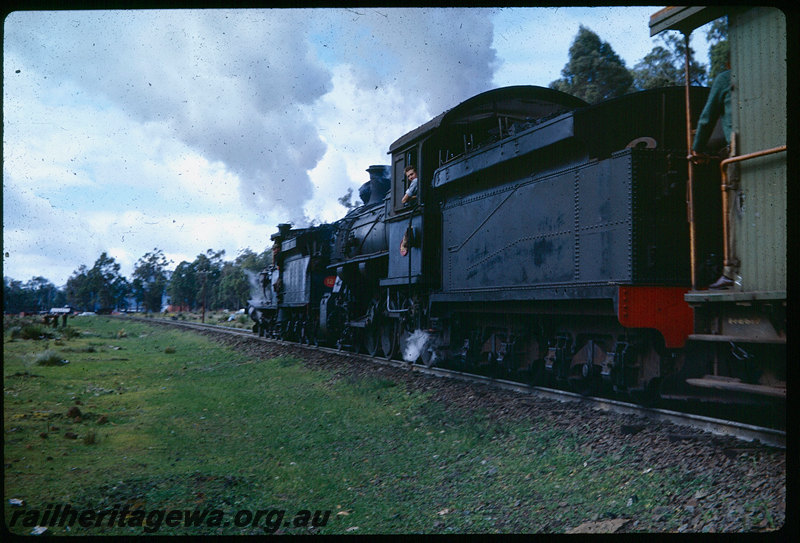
[719,145,787,270]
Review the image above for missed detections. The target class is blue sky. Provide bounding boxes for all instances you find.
[3,7,716,288]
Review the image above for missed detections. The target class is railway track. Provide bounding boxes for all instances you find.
[131,317,786,449]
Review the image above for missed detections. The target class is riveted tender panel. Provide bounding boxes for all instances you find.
[439,146,693,302]
[576,155,633,284]
[442,168,575,293]
[441,153,644,296]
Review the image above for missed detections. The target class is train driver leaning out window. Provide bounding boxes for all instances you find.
[401,165,419,205]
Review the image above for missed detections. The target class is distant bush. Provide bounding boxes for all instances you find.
[20,324,54,340]
[61,326,81,339]
[4,315,26,332]
[63,345,96,353]
[34,350,67,366]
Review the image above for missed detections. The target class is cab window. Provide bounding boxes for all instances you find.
[393,149,418,211]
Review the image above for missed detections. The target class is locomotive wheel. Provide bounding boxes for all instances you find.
[628,335,663,406]
[632,378,662,407]
[363,302,382,357]
[380,320,398,360]
[301,321,319,347]
[529,359,549,387]
[568,340,605,397]
[420,338,436,368]
[308,324,319,347]
[569,364,601,397]
[364,322,381,357]
[352,330,363,354]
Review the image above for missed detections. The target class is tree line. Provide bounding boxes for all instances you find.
[4,248,272,315]
[549,21,728,104]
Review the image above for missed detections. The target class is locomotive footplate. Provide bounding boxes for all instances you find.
[685,375,785,398]
[685,290,786,344]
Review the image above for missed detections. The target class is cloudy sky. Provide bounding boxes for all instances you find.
[3,7,715,287]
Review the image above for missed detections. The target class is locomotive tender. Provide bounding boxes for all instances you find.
[249,5,785,407]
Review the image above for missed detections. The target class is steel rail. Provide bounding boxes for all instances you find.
[128,317,786,449]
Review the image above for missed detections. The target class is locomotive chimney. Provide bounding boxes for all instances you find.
[273,223,292,241]
[365,165,391,206]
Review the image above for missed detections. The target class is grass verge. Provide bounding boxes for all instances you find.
[4,316,741,534]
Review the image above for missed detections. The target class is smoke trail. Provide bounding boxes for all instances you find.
[402,329,433,363]
[244,269,272,307]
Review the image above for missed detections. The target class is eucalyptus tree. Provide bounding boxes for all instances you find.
[132,249,171,313]
[631,31,706,91]
[549,25,633,104]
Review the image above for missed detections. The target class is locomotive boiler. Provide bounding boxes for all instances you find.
[249,165,392,348]
[320,165,392,352]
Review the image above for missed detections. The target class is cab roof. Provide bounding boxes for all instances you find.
[389,85,587,153]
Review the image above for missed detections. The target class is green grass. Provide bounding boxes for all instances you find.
[3,316,748,534]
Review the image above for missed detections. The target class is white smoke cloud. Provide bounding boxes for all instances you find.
[5,10,332,225]
[301,8,500,221]
[402,329,437,365]
[308,8,499,116]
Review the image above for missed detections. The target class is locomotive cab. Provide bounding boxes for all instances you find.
[385,145,427,286]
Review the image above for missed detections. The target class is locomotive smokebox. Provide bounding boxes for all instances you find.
[362,165,390,206]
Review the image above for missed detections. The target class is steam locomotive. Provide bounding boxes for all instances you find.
[249,6,785,408]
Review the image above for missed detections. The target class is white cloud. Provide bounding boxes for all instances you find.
[3,186,98,285]
[304,8,498,116]
[5,10,332,225]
